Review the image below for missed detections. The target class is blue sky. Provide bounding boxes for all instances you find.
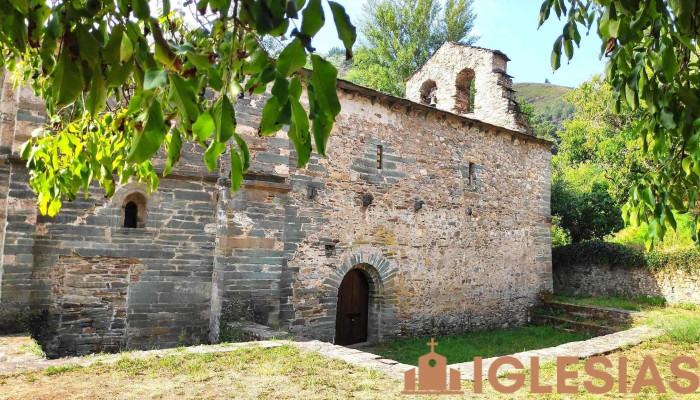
[311,0,606,88]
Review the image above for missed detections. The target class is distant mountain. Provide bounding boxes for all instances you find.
[514,82,575,127]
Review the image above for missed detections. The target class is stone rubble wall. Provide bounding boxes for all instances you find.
[554,262,700,306]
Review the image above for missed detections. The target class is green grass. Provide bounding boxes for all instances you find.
[373,325,591,366]
[553,294,666,311]
[644,309,700,344]
[19,338,45,358]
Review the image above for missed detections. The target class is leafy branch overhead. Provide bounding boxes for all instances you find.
[3,0,356,216]
[540,0,700,249]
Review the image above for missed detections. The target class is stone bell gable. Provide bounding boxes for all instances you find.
[406,42,529,133]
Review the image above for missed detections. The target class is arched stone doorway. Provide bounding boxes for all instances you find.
[335,269,369,345]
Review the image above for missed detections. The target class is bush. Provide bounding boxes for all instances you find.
[552,180,624,243]
[554,241,700,274]
[646,248,700,273]
[553,241,646,270]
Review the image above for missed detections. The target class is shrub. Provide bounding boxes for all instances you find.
[553,241,646,270]
[554,241,700,274]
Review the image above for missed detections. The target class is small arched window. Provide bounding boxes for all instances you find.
[122,193,147,228]
[454,69,476,114]
[124,202,138,228]
[419,80,438,106]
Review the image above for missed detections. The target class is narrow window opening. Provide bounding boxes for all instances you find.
[376,145,383,169]
[467,162,474,189]
[124,201,138,228]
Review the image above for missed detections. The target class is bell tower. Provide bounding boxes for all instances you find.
[405,42,528,133]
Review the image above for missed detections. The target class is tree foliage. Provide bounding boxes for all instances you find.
[556,75,649,203]
[552,179,624,243]
[540,0,700,248]
[347,0,478,96]
[1,0,357,216]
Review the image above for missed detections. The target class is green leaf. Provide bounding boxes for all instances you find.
[132,0,150,19]
[260,96,283,135]
[288,96,311,167]
[289,76,302,99]
[212,95,235,143]
[312,110,332,156]
[193,111,215,143]
[18,140,31,159]
[682,157,692,176]
[233,132,250,173]
[144,68,168,90]
[667,210,677,231]
[52,49,86,108]
[641,187,655,208]
[186,51,210,70]
[7,0,28,14]
[277,39,306,77]
[164,128,182,176]
[106,60,133,87]
[127,103,167,164]
[301,0,324,36]
[85,66,107,117]
[661,44,678,81]
[204,141,226,171]
[660,108,676,129]
[168,74,200,126]
[230,145,244,192]
[310,55,340,118]
[563,39,573,60]
[120,33,134,63]
[551,38,562,71]
[328,1,356,59]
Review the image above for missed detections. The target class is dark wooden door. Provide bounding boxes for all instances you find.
[335,269,369,345]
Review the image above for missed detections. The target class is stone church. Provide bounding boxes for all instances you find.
[0,42,552,357]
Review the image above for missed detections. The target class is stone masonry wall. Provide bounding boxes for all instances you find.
[0,42,552,353]
[554,263,700,306]
[43,256,145,357]
[276,86,552,341]
[406,43,527,133]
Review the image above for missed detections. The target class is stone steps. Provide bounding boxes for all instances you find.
[533,314,618,336]
[534,301,641,335]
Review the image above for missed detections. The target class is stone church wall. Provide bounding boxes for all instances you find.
[0,55,552,356]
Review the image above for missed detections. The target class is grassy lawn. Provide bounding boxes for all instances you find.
[372,325,591,366]
[553,294,669,311]
[0,345,402,400]
[1,309,699,399]
[2,308,698,399]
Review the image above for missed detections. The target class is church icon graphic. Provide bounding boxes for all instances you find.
[402,338,463,395]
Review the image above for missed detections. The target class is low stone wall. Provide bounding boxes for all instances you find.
[553,263,700,306]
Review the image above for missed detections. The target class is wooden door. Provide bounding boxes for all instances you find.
[335,269,369,345]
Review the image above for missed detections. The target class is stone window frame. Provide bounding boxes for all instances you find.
[121,192,147,229]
